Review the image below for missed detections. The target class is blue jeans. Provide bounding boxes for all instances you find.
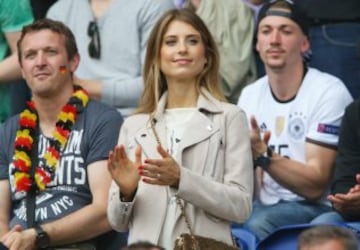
[311,211,360,228]
[311,212,360,242]
[243,200,332,241]
[308,23,360,99]
[311,211,346,224]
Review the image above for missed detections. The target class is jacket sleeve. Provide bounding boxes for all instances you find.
[107,181,135,232]
[107,121,135,231]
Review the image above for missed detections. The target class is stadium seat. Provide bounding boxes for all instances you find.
[232,227,257,250]
[256,224,310,250]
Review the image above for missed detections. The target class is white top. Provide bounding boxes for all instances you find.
[158,108,196,250]
[238,68,353,205]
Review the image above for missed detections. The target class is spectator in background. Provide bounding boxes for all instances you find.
[185,0,257,103]
[250,0,360,99]
[311,99,360,225]
[246,0,269,78]
[46,0,175,117]
[30,0,58,20]
[0,0,33,123]
[298,225,358,250]
[242,0,264,23]
[296,0,360,99]
[237,0,353,241]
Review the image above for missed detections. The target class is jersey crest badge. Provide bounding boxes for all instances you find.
[288,112,306,140]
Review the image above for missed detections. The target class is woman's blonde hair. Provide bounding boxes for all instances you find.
[135,9,226,114]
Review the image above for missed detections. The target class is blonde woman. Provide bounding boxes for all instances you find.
[107,9,253,249]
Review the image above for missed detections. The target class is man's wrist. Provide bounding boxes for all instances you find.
[34,225,50,249]
[254,146,273,171]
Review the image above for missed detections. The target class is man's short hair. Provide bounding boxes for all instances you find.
[298,225,359,250]
[17,18,78,64]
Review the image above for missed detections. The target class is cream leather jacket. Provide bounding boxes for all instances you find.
[107,89,253,245]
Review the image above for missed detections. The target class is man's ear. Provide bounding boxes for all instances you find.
[69,53,80,73]
[300,36,310,54]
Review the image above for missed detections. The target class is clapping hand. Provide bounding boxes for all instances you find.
[139,145,181,188]
[108,145,142,200]
[250,116,271,158]
[328,174,360,215]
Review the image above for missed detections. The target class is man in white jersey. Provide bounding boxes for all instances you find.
[237,0,353,241]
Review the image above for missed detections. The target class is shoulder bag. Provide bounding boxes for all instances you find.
[173,198,239,250]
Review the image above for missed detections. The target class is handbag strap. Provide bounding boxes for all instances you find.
[26,129,39,228]
[176,198,195,236]
[150,118,195,236]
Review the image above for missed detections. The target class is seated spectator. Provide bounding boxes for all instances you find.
[46,0,175,117]
[0,19,123,249]
[237,0,353,241]
[185,0,257,103]
[298,225,359,250]
[312,99,360,224]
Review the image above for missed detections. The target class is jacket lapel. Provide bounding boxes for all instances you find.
[134,88,223,159]
[178,90,222,150]
[178,111,219,151]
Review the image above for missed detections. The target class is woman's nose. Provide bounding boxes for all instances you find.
[177,41,187,53]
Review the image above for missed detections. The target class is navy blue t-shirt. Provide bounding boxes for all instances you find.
[0,100,123,228]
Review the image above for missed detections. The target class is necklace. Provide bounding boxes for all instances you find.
[12,86,89,193]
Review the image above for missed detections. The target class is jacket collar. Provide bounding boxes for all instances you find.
[137,87,223,159]
[152,87,223,123]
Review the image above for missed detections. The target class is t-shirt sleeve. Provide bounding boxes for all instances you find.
[86,108,123,165]
[306,81,353,147]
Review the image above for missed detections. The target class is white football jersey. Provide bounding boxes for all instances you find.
[238,68,353,205]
